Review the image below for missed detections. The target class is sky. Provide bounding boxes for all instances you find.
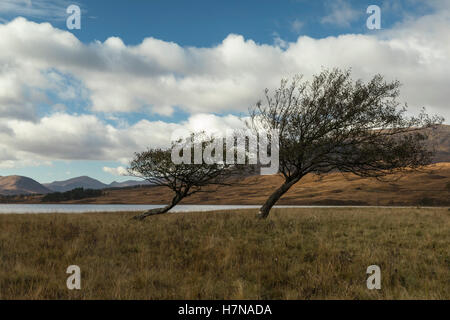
[0,0,449,184]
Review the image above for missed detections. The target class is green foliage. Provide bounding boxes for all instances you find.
[249,68,444,217]
[41,188,103,202]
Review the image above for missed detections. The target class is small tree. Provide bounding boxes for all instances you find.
[249,68,443,218]
[129,132,243,220]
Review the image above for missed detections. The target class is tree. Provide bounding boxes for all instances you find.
[249,68,444,218]
[129,132,244,220]
[41,188,102,202]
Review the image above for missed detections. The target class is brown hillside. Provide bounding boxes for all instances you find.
[0,176,51,196]
[425,124,450,163]
[13,162,450,206]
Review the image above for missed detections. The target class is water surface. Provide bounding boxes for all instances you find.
[0,204,421,214]
[0,204,264,214]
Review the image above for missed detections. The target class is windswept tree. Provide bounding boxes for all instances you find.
[249,68,443,218]
[129,132,246,220]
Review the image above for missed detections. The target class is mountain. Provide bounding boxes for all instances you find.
[108,180,150,188]
[427,124,450,163]
[13,162,450,206]
[44,176,107,192]
[43,176,148,192]
[0,175,51,195]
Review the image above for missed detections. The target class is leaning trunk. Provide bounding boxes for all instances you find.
[133,193,183,220]
[258,177,301,219]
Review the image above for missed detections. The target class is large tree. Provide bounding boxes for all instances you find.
[249,69,443,218]
[129,132,245,220]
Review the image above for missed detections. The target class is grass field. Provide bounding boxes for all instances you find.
[0,207,449,299]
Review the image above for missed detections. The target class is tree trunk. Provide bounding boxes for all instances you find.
[133,193,183,220]
[258,177,301,219]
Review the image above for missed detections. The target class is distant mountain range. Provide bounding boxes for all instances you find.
[1,125,449,196]
[43,176,107,192]
[0,175,149,196]
[0,175,52,196]
[43,176,150,193]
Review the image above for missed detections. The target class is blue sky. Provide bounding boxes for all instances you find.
[2,0,432,45]
[0,0,448,183]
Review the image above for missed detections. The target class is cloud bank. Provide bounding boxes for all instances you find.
[0,4,449,168]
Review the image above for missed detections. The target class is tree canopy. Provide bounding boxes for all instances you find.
[129,132,246,219]
[249,68,444,218]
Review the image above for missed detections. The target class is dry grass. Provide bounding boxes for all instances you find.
[0,207,449,299]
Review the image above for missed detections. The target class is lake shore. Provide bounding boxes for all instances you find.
[1,204,449,214]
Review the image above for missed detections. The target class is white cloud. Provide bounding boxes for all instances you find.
[1,15,448,122]
[0,5,449,167]
[0,112,247,168]
[321,0,361,27]
[103,166,128,176]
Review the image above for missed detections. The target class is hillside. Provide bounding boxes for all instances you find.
[7,162,449,206]
[0,176,51,196]
[80,162,450,206]
[425,124,450,163]
[43,176,107,192]
[43,176,148,192]
[0,175,152,196]
[108,180,150,188]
